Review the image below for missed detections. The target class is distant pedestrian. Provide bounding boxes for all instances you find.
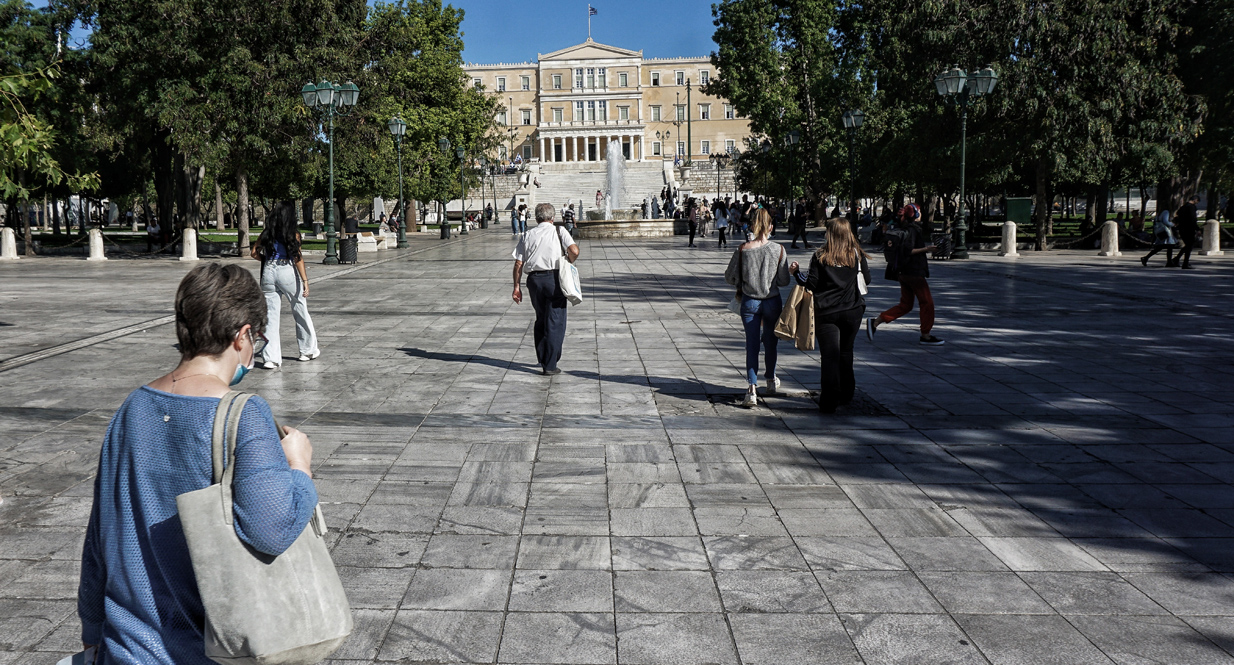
[789,218,871,413]
[1173,195,1200,269]
[250,202,319,368]
[687,199,699,247]
[511,206,520,237]
[562,203,576,232]
[596,190,604,209]
[512,203,579,376]
[867,204,944,346]
[1141,208,1177,267]
[789,199,811,249]
[725,209,790,408]
[714,200,730,248]
[146,217,161,253]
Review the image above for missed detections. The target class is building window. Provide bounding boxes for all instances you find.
[523,146,532,161]
[575,68,584,88]
[700,140,710,155]
[676,141,685,156]
[521,76,530,91]
[724,104,735,119]
[496,77,506,92]
[521,109,531,125]
[553,107,563,122]
[618,72,627,87]
[575,100,584,121]
[651,105,661,122]
[652,141,661,156]
[587,100,596,122]
[675,71,685,86]
[618,105,629,121]
[598,68,606,88]
[552,74,562,89]
[472,77,482,89]
[651,71,660,86]
[598,100,608,121]
[676,105,685,121]
[699,104,710,120]
[587,68,595,88]
[700,70,710,86]
[497,111,507,125]
[726,139,736,153]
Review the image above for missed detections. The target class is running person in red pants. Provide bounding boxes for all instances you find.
[867,204,945,345]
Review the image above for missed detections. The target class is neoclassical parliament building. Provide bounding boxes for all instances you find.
[464,39,753,167]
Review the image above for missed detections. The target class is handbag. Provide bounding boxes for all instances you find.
[855,250,868,295]
[726,247,744,314]
[176,392,352,665]
[556,228,583,305]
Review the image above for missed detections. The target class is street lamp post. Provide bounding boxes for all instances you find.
[934,65,997,259]
[455,146,469,235]
[787,130,800,217]
[301,80,359,264]
[760,140,771,201]
[686,79,693,166]
[729,147,740,200]
[709,152,730,202]
[842,109,864,224]
[387,116,408,249]
[479,156,491,229]
[437,137,452,239]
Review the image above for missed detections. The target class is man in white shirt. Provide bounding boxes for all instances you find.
[512,203,580,375]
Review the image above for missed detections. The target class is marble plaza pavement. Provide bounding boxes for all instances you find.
[3,228,1234,664]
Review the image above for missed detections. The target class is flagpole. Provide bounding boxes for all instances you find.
[588,5,592,39]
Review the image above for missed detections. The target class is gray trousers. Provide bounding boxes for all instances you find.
[260,261,318,365]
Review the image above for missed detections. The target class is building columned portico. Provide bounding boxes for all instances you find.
[465,39,752,168]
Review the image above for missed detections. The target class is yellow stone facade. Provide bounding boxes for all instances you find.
[464,39,752,165]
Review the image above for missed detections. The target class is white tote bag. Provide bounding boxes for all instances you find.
[855,250,868,295]
[556,228,582,305]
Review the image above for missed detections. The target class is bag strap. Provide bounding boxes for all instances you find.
[735,247,743,295]
[210,391,244,484]
[219,392,254,526]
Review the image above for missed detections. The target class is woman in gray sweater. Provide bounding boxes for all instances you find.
[725,208,791,407]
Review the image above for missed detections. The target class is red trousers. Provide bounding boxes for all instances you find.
[878,276,934,335]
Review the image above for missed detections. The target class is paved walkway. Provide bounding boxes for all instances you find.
[2,228,1234,664]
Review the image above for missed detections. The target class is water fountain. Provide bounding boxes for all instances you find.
[604,141,625,219]
[573,141,677,238]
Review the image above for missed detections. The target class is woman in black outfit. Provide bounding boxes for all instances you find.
[789,218,871,413]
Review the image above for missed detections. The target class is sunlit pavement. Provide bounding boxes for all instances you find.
[3,228,1234,664]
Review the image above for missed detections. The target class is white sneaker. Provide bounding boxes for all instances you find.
[766,376,781,394]
[259,361,278,370]
[741,388,758,408]
[297,350,321,362]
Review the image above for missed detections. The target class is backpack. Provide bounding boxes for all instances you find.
[883,227,911,281]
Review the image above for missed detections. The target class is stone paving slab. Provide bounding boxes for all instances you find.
[2,230,1234,663]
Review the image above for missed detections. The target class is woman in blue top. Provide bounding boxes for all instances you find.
[251,203,319,368]
[78,263,318,665]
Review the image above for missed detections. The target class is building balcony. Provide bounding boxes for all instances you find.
[539,119,644,130]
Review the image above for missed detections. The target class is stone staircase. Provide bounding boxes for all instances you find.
[534,162,668,218]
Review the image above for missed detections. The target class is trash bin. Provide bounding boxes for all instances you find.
[339,235,358,264]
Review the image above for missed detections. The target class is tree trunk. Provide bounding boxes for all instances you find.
[1033,156,1050,251]
[236,167,251,253]
[1093,183,1111,250]
[21,193,35,257]
[1205,184,1217,220]
[215,182,225,231]
[1081,186,1098,245]
[52,198,61,235]
[153,131,175,231]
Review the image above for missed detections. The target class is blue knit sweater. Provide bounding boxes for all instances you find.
[78,387,318,665]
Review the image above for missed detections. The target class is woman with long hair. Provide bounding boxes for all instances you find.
[725,208,790,407]
[250,202,320,368]
[789,217,871,413]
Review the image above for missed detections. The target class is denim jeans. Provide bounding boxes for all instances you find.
[260,261,318,365]
[740,295,783,386]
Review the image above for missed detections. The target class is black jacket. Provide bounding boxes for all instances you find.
[797,252,871,316]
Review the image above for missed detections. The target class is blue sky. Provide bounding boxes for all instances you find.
[32,0,722,62]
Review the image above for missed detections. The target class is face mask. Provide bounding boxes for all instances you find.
[229,335,255,386]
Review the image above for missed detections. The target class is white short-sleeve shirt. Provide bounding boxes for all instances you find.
[513,222,577,273]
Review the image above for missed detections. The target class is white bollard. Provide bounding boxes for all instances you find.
[180,228,199,261]
[87,228,107,261]
[1,227,19,259]
[1097,220,1122,257]
[998,221,1018,257]
[1200,219,1225,256]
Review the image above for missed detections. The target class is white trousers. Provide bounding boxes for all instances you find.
[260,261,318,365]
